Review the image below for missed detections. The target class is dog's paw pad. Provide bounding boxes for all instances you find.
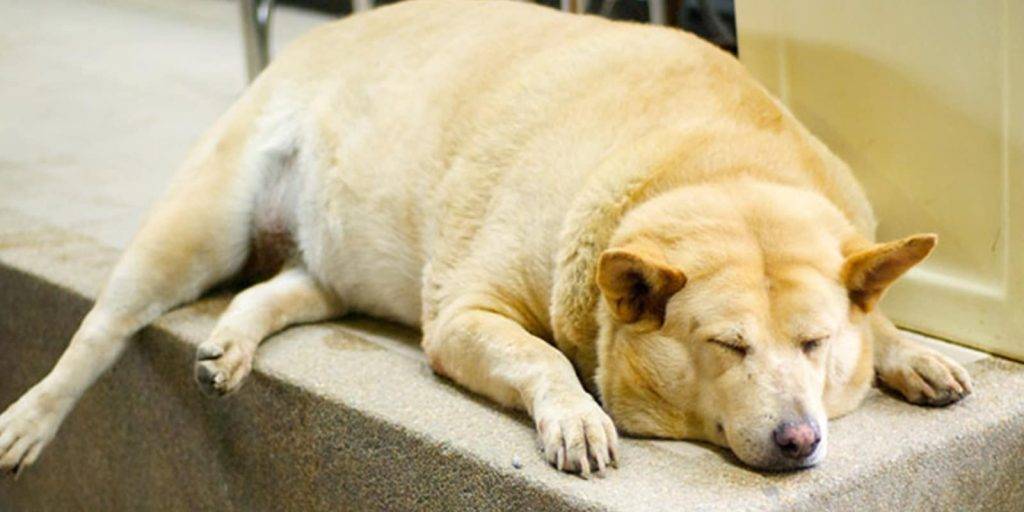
[194,337,254,397]
[880,351,972,407]
[0,394,64,477]
[535,393,619,477]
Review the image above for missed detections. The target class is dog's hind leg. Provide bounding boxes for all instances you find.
[0,95,272,476]
[870,311,973,406]
[194,264,344,396]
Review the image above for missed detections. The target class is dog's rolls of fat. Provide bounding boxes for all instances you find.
[0,0,971,477]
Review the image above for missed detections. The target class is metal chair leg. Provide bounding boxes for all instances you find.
[560,0,588,14]
[648,0,666,24]
[241,0,275,82]
[649,0,682,26]
[352,0,373,12]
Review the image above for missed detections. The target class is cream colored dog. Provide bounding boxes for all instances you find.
[0,0,971,476]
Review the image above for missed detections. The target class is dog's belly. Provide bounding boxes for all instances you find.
[237,84,437,327]
[290,164,428,328]
[309,214,425,327]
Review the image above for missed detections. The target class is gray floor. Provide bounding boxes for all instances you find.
[0,0,328,249]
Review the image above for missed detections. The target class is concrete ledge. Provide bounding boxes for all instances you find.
[2,207,1024,511]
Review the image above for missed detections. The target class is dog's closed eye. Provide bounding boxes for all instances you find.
[800,337,826,354]
[709,337,749,357]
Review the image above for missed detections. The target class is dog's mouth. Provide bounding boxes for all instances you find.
[743,448,825,472]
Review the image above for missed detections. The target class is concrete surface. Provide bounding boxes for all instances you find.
[1,0,1023,510]
[2,207,1024,511]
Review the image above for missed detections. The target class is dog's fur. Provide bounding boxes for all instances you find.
[0,0,971,476]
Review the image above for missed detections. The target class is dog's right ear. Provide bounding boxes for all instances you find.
[596,246,687,326]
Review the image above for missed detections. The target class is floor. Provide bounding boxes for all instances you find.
[0,0,329,249]
[0,0,988,366]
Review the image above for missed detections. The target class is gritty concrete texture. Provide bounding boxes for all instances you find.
[2,0,1024,510]
[2,208,1024,512]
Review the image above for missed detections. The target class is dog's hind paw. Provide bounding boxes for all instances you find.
[877,347,973,407]
[194,332,256,397]
[534,391,619,477]
[0,390,68,478]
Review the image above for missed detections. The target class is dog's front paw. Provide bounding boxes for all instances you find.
[878,347,973,406]
[534,391,619,477]
[195,332,256,397]
[0,390,69,477]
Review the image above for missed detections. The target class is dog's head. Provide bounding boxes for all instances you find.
[594,182,934,470]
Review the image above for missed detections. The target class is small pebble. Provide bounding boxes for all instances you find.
[511,455,523,469]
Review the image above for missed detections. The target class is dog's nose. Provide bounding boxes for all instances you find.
[772,420,820,459]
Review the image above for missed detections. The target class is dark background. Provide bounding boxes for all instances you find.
[278,0,737,54]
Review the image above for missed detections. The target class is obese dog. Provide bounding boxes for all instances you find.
[0,0,971,476]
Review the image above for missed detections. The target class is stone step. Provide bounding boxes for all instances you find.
[2,210,1024,512]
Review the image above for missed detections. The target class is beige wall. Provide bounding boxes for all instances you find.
[736,0,1024,360]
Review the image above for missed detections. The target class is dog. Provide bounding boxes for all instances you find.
[0,0,971,477]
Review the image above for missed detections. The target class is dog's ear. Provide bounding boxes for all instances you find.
[842,234,937,311]
[597,246,687,326]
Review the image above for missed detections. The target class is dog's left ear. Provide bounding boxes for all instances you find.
[842,234,937,311]
[597,245,687,326]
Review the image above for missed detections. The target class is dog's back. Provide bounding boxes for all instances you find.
[236,0,877,330]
